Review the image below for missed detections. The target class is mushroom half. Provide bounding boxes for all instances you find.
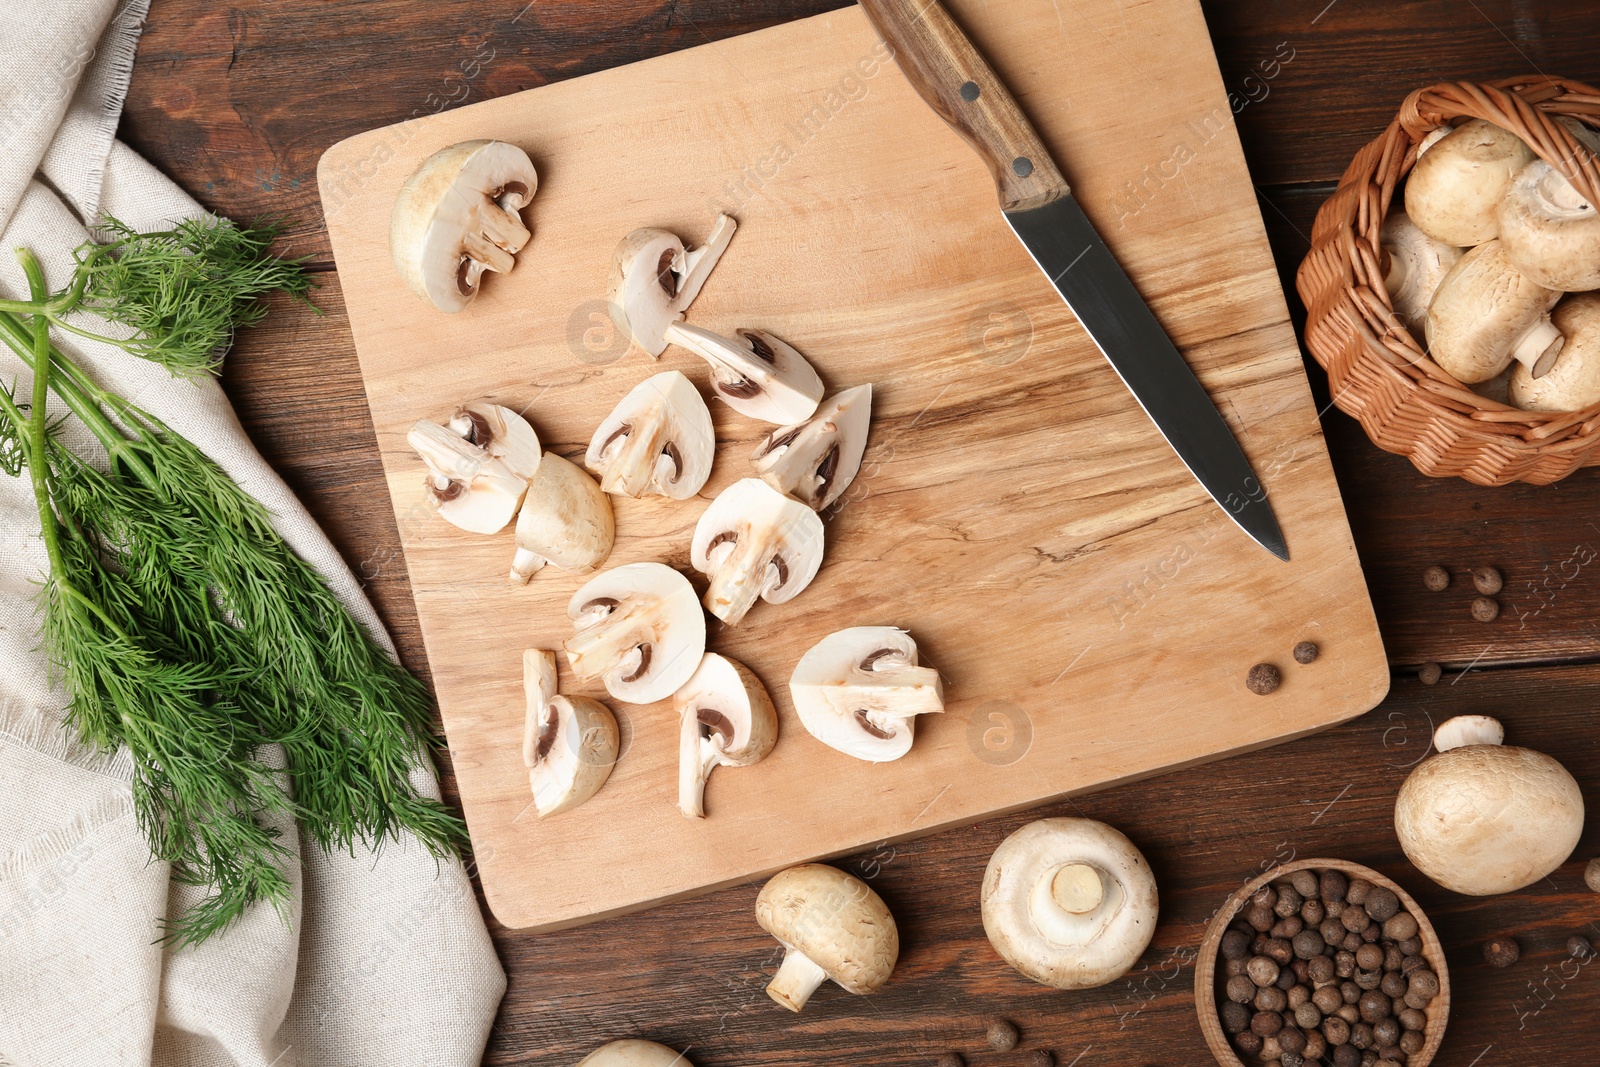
[522,650,618,818]
[563,563,707,704]
[1426,239,1563,382]
[511,452,615,582]
[675,654,779,819]
[407,401,542,535]
[1498,117,1600,292]
[1404,119,1534,246]
[1510,294,1600,411]
[789,627,944,762]
[750,384,873,510]
[575,1040,693,1067]
[391,140,538,313]
[665,324,825,425]
[980,817,1159,989]
[586,371,715,500]
[607,215,738,357]
[690,479,824,625]
[755,863,899,1011]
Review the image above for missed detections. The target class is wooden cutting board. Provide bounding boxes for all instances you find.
[319,0,1388,931]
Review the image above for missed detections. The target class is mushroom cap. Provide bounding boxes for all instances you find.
[751,384,873,511]
[1404,119,1534,245]
[574,1040,691,1067]
[981,817,1159,989]
[564,563,707,704]
[755,863,899,994]
[1510,294,1600,411]
[789,626,944,762]
[586,371,715,500]
[1426,239,1561,383]
[1396,744,1584,895]
[690,479,824,625]
[513,452,615,578]
[1380,212,1462,338]
[606,216,737,357]
[390,140,537,313]
[1498,117,1600,292]
[667,324,825,425]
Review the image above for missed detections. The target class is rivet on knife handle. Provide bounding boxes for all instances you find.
[856,0,1069,211]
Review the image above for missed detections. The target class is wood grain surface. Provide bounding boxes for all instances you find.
[121,1,1600,1064]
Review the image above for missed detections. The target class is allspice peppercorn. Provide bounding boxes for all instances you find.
[1585,857,1600,893]
[1422,564,1450,591]
[1417,661,1442,685]
[1293,641,1319,665]
[934,1054,964,1067]
[1569,935,1595,958]
[1026,1051,1055,1067]
[1471,595,1500,622]
[1247,662,1282,695]
[1472,566,1503,595]
[985,1018,1020,1052]
[1483,936,1520,967]
[1221,1001,1251,1034]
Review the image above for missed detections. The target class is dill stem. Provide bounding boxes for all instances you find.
[16,251,64,577]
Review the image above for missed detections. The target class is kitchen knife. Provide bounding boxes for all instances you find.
[857,0,1288,561]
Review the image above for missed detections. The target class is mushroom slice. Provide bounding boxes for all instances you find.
[1511,294,1600,411]
[755,863,899,1011]
[1404,119,1534,246]
[511,453,615,582]
[607,215,738,357]
[391,140,538,313]
[690,479,824,625]
[576,1041,694,1067]
[750,385,872,510]
[1380,213,1461,339]
[665,324,825,425]
[522,649,618,817]
[1498,117,1600,292]
[563,563,706,704]
[674,654,778,818]
[585,371,715,500]
[1426,239,1563,383]
[448,401,542,481]
[788,626,944,762]
[407,418,530,535]
[981,818,1159,989]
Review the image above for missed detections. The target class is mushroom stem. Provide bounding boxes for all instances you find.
[564,600,653,682]
[677,712,717,819]
[703,537,781,626]
[522,649,559,767]
[462,230,517,274]
[602,409,672,498]
[1512,317,1566,379]
[510,547,548,584]
[480,201,532,252]
[767,947,830,1012]
[1050,863,1105,915]
[674,213,738,309]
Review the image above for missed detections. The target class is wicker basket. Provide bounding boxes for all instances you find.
[1296,76,1600,485]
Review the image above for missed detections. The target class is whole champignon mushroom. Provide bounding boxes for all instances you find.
[789,626,944,762]
[510,452,615,582]
[674,653,778,818]
[574,1039,692,1066]
[981,817,1159,989]
[665,324,825,425]
[1380,212,1462,339]
[1498,117,1600,292]
[755,863,899,1011]
[1510,294,1600,411]
[1404,119,1534,245]
[563,562,707,704]
[691,479,824,625]
[608,215,737,358]
[391,140,538,313]
[522,650,618,817]
[407,401,542,534]
[750,385,873,510]
[1395,714,1584,895]
[586,371,715,500]
[1426,239,1563,382]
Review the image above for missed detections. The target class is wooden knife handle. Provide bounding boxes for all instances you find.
[857,0,1070,211]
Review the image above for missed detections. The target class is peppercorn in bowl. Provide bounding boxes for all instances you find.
[1196,859,1449,1067]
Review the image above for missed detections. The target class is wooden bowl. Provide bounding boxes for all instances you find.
[1195,859,1451,1067]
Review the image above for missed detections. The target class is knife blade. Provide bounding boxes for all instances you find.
[857,0,1288,561]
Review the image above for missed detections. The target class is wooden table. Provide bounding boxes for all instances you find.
[123,3,1600,1064]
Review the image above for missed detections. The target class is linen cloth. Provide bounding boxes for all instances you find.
[0,3,506,1064]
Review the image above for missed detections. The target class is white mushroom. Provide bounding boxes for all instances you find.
[510,453,614,582]
[1395,714,1585,895]
[1380,213,1462,339]
[1498,117,1600,292]
[980,817,1159,989]
[1511,294,1600,410]
[1426,239,1563,382]
[607,215,737,357]
[690,479,824,625]
[755,863,899,1011]
[750,385,873,510]
[674,654,778,818]
[585,371,715,500]
[574,1040,692,1067]
[789,627,943,762]
[407,404,541,535]
[664,324,825,425]
[1404,119,1534,245]
[522,650,618,817]
[563,563,707,704]
[391,140,538,313]
[446,401,543,479]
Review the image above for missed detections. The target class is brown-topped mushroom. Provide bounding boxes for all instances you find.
[690,479,824,625]
[1498,117,1600,292]
[1510,294,1600,410]
[1426,240,1562,382]
[522,649,618,817]
[563,563,706,704]
[750,384,873,510]
[789,626,944,761]
[755,863,899,1011]
[586,371,715,500]
[674,653,778,818]
[1380,212,1462,340]
[1404,119,1534,246]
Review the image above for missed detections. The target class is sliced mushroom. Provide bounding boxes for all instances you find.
[981,818,1159,989]
[675,654,778,818]
[750,384,872,509]
[690,479,824,625]
[1404,119,1534,246]
[585,371,715,500]
[1510,294,1600,411]
[575,1040,692,1067]
[1380,213,1462,339]
[449,400,543,480]
[407,421,529,535]
[663,324,825,425]
[522,649,618,817]
[511,453,615,582]
[607,215,737,357]
[563,563,706,704]
[1426,239,1563,382]
[789,626,944,762]
[391,140,538,313]
[755,863,899,1011]
[1498,117,1600,292]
